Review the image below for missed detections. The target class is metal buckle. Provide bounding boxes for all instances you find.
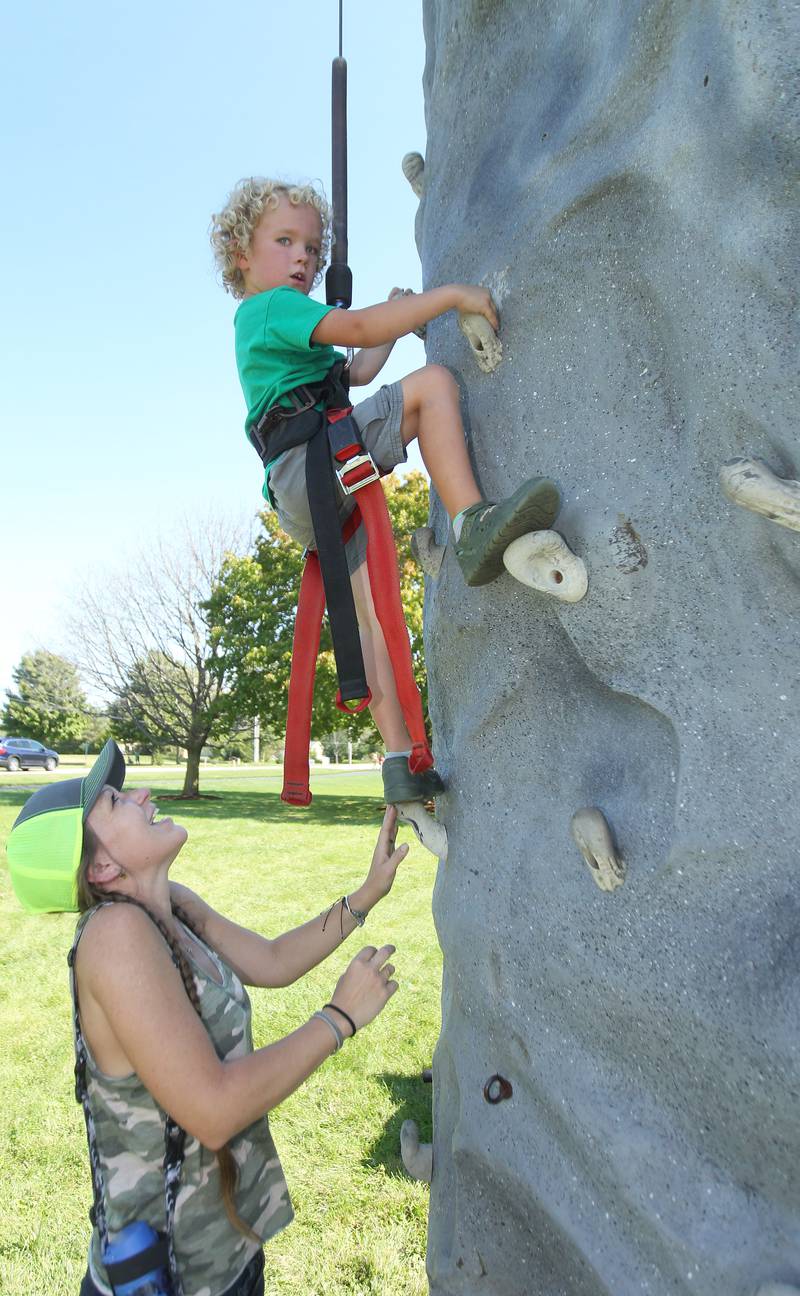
[335,452,380,495]
[288,386,318,414]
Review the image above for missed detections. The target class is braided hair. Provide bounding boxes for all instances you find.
[76,827,259,1242]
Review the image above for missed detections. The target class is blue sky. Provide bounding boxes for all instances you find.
[0,1,427,700]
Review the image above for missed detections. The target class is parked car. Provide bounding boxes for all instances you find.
[0,737,60,772]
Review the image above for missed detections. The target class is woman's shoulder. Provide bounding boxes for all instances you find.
[75,901,167,969]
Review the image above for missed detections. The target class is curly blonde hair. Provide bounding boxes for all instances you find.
[210,178,331,299]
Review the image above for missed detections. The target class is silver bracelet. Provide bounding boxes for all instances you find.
[313,1010,344,1052]
[344,894,367,927]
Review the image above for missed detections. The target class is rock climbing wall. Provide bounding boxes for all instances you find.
[413,2,799,1293]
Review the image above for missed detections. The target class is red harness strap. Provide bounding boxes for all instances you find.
[281,472,433,806]
[358,484,433,777]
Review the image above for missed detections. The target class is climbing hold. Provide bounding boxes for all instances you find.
[411,526,446,577]
[458,312,503,374]
[483,1074,513,1104]
[502,530,588,601]
[401,1119,433,1182]
[720,457,800,533]
[396,800,449,859]
[401,151,425,198]
[754,1286,800,1295]
[570,807,625,892]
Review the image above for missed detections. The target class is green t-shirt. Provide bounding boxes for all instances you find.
[234,286,344,502]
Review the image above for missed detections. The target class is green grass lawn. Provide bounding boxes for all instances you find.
[0,767,441,1295]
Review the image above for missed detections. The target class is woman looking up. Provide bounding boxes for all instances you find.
[6,740,406,1296]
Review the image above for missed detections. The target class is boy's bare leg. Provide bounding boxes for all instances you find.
[350,562,445,845]
[399,363,561,586]
[350,562,412,751]
[399,365,482,518]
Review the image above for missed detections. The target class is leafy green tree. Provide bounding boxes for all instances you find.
[207,471,430,747]
[208,728,253,763]
[2,651,90,748]
[67,707,111,755]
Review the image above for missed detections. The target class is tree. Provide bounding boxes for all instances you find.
[74,708,112,754]
[206,471,430,746]
[108,651,195,761]
[2,651,91,748]
[70,516,249,797]
[319,728,350,763]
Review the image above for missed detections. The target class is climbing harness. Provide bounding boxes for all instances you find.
[249,361,434,806]
[248,360,370,715]
[250,2,434,805]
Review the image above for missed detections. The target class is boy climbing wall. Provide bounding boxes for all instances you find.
[210,178,561,807]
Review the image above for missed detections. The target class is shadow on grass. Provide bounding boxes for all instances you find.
[158,793,222,802]
[363,1070,433,1175]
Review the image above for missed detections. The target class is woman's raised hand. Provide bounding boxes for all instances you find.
[329,944,398,1033]
[362,805,409,902]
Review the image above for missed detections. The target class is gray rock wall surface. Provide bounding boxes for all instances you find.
[415,2,799,1293]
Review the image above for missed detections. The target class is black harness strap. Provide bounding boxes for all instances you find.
[249,362,371,706]
[247,360,350,463]
[304,413,368,704]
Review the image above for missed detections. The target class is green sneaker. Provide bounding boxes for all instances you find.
[382,756,445,805]
[455,477,561,586]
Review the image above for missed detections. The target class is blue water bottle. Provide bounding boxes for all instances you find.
[103,1221,171,1296]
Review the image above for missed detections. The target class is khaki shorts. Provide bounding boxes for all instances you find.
[269,381,406,574]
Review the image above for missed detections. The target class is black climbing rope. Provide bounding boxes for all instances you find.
[326,0,352,310]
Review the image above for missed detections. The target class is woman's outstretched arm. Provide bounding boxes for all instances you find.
[169,807,408,988]
[76,902,398,1150]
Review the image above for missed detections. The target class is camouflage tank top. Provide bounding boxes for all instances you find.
[73,906,294,1296]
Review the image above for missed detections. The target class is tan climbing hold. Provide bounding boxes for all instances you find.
[502,530,588,601]
[401,1119,433,1183]
[396,800,448,860]
[570,807,624,892]
[411,526,446,577]
[720,457,800,533]
[458,312,503,374]
[402,152,425,198]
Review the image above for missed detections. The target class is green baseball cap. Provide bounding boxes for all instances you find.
[6,739,126,914]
